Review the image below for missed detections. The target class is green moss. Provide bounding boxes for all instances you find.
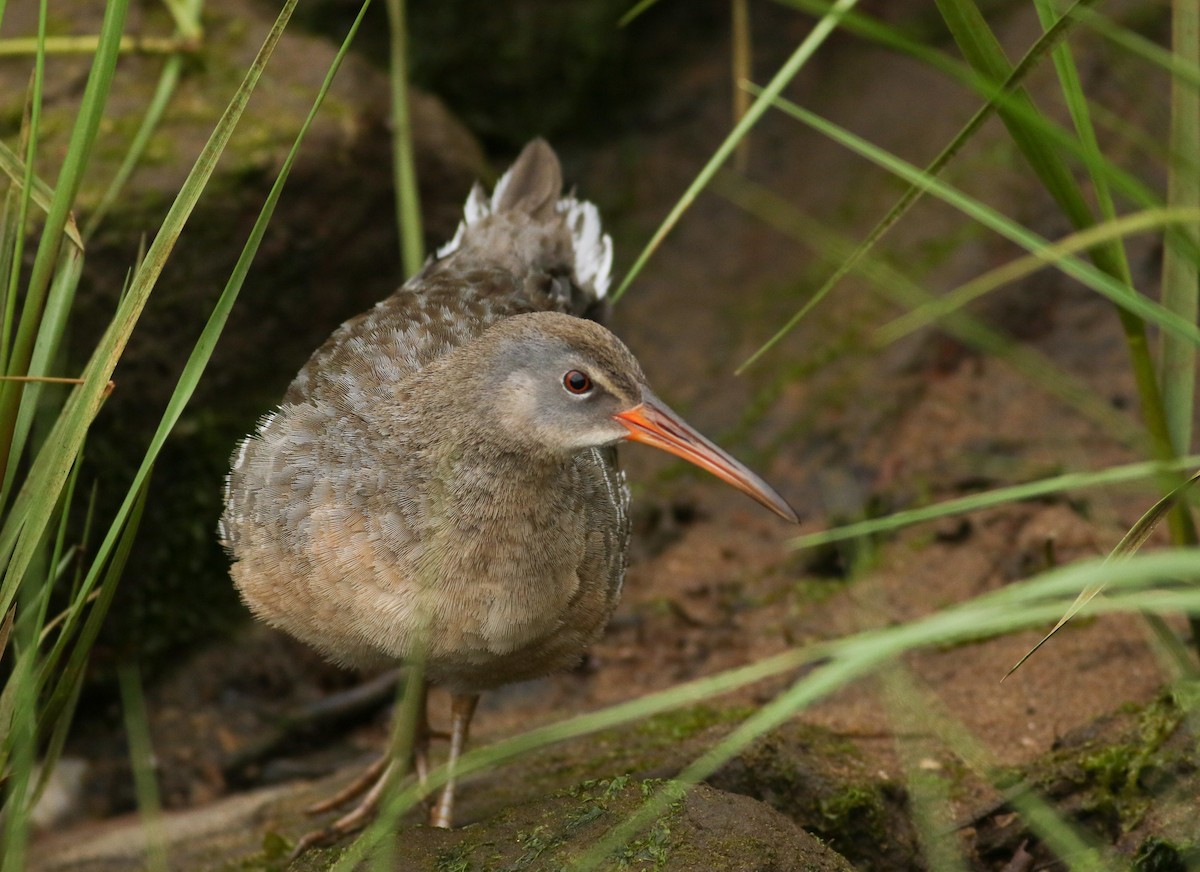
[1133,836,1200,872]
[435,840,474,872]
[599,778,684,871]
[463,777,685,871]
[1022,691,1190,838]
[819,782,881,822]
[704,721,919,868]
[220,830,298,871]
[1078,742,1148,829]
[633,704,753,744]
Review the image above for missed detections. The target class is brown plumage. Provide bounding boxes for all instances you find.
[220,139,796,849]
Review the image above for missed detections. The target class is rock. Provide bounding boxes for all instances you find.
[287,0,658,147]
[30,777,854,872]
[968,691,1200,869]
[30,758,90,831]
[707,720,921,871]
[29,705,891,869]
[357,777,856,872]
[28,782,298,872]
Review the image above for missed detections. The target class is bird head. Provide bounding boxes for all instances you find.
[476,313,798,523]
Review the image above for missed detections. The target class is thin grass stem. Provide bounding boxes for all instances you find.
[0,34,200,56]
[118,662,168,872]
[386,0,423,278]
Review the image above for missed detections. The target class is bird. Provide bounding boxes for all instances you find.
[219,139,797,851]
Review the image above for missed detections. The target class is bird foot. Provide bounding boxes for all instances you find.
[291,758,396,859]
[303,753,390,815]
[288,689,476,857]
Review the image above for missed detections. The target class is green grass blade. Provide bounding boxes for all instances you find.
[386,0,423,278]
[0,245,84,505]
[32,665,82,809]
[1034,0,1122,227]
[365,659,424,872]
[879,666,970,872]
[884,669,1114,871]
[0,0,127,481]
[333,647,823,868]
[567,574,1149,872]
[566,550,1200,870]
[0,34,198,56]
[337,556,1200,867]
[773,0,1161,214]
[791,455,1200,550]
[935,0,1181,481]
[18,436,81,654]
[1070,3,1200,89]
[29,472,148,779]
[610,0,861,302]
[1160,0,1200,455]
[0,145,84,252]
[1007,468,1200,678]
[159,0,203,42]
[0,0,297,635]
[618,0,661,27]
[936,0,1107,244]
[35,0,369,701]
[734,1,1143,373]
[732,0,752,173]
[1,0,46,374]
[773,0,968,79]
[0,638,36,872]
[0,190,16,364]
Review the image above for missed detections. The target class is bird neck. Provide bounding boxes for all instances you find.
[434,418,574,494]
[400,365,575,493]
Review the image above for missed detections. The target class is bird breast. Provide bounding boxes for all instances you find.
[226,399,628,690]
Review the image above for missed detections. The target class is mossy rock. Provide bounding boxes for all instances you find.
[37,777,854,871]
[325,777,856,872]
[969,689,1200,869]
[28,705,884,870]
[0,0,485,678]
[706,720,920,871]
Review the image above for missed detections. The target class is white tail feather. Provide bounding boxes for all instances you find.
[435,151,613,299]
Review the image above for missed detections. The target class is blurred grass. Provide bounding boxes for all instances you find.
[387,0,424,278]
[118,630,166,872]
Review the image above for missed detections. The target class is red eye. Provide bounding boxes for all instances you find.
[563,370,592,394]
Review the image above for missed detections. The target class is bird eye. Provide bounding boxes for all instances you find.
[563,370,593,395]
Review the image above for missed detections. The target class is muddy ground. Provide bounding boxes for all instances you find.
[22,2,1200,870]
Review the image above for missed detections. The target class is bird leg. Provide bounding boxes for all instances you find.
[416,693,459,788]
[293,681,447,854]
[428,692,479,828]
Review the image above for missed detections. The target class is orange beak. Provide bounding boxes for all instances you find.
[613,394,798,523]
